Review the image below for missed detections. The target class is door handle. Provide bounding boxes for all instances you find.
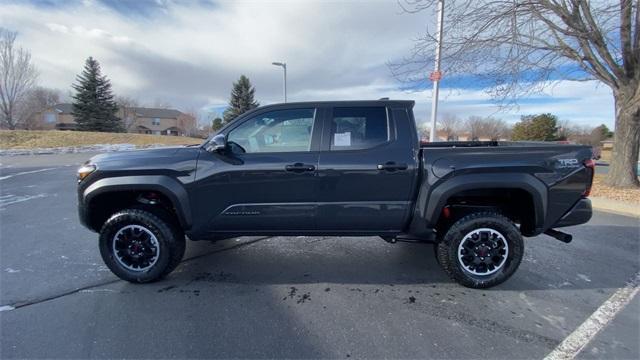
[285,163,316,172]
[377,162,408,172]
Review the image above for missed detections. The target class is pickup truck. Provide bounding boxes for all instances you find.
[77,100,594,288]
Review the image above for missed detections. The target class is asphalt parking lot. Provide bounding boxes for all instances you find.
[1,153,638,359]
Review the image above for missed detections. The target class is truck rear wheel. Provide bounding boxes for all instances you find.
[435,212,523,289]
[99,208,185,283]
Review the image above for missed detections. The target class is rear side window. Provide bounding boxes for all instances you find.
[330,107,388,150]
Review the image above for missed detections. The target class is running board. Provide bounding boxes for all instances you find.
[544,229,573,243]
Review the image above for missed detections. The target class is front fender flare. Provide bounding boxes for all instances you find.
[83,175,192,229]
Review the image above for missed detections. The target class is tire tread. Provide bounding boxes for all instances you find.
[436,211,523,289]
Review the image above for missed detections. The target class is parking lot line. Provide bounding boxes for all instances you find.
[544,272,639,360]
[0,167,57,181]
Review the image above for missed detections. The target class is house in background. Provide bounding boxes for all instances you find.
[33,103,197,136]
[123,107,196,136]
[35,103,75,130]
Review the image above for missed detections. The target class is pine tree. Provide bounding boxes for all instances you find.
[71,57,122,132]
[211,117,223,132]
[222,75,259,124]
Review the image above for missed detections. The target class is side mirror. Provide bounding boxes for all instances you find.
[206,134,227,152]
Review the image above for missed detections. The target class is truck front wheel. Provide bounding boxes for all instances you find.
[99,208,185,283]
[435,212,523,289]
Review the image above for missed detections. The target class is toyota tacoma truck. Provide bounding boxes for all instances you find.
[77,100,594,288]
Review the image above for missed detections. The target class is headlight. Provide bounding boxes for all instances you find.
[77,164,96,182]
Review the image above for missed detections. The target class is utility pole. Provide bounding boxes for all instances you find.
[272,61,287,103]
[429,0,444,142]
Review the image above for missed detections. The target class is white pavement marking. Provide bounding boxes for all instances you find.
[0,167,57,181]
[0,305,15,312]
[0,194,48,207]
[544,273,639,360]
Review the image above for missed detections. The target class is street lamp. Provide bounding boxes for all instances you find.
[429,0,444,142]
[272,61,287,103]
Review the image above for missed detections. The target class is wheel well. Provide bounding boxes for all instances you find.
[436,188,536,235]
[87,190,180,232]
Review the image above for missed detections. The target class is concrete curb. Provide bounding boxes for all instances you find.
[590,197,640,218]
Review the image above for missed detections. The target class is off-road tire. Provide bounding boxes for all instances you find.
[99,208,185,283]
[435,212,523,289]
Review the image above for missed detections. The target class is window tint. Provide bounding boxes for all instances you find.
[227,108,315,153]
[330,107,388,150]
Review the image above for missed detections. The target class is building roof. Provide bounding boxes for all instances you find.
[53,103,74,113]
[131,107,183,119]
[52,104,184,119]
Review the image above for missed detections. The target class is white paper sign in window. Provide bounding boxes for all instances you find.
[334,132,351,146]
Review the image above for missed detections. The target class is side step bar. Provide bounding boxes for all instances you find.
[544,229,573,243]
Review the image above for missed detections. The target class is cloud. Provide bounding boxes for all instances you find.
[0,0,616,127]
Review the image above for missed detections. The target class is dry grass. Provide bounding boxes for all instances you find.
[591,174,640,203]
[0,130,202,149]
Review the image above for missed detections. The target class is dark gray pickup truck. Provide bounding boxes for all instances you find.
[78,100,594,288]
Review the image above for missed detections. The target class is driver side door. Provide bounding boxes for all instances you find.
[192,107,323,235]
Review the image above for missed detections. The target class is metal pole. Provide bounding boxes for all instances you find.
[283,63,287,103]
[429,0,444,142]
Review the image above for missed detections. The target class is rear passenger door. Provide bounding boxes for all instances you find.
[315,105,417,233]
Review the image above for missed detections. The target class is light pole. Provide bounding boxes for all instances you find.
[429,0,444,142]
[272,61,287,103]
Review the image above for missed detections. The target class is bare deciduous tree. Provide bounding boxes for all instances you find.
[116,96,140,131]
[0,28,38,129]
[465,115,508,140]
[393,1,639,187]
[466,115,485,140]
[20,87,61,129]
[483,117,508,140]
[438,113,461,140]
[180,108,200,137]
[556,118,573,140]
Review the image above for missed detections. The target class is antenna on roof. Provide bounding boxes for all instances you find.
[378,97,389,100]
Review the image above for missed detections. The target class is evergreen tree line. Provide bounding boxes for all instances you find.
[72,57,260,133]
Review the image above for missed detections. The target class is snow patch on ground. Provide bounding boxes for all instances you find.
[0,143,172,156]
[577,273,592,282]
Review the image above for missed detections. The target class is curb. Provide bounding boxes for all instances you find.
[590,197,640,218]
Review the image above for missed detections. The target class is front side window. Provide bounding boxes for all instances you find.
[227,108,315,153]
[330,107,388,150]
[152,118,160,126]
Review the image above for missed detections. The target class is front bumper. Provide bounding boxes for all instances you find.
[78,201,92,230]
[553,198,592,228]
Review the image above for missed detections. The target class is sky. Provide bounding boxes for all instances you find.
[0,0,616,128]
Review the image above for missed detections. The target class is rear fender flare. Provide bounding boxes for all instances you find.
[425,173,547,235]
